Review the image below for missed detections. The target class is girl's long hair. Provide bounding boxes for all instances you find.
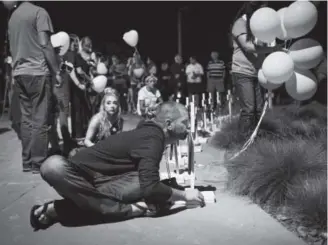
[97,89,122,140]
[231,1,268,42]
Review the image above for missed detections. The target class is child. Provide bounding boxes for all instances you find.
[137,75,163,119]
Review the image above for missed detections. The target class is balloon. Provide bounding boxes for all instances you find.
[51,31,70,56]
[283,1,318,38]
[276,7,289,40]
[285,69,317,101]
[92,75,107,93]
[133,67,145,78]
[250,7,281,43]
[262,52,295,84]
[123,30,139,47]
[258,69,282,91]
[97,62,108,75]
[288,38,324,70]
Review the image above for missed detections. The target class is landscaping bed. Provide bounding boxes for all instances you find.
[210,102,327,245]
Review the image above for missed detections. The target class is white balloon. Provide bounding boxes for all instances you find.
[276,7,289,40]
[133,67,145,78]
[258,69,282,91]
[92,75,108,93]
[97,63,108,75]
[250,7,281,43]
[288,38,324,70]
[262,52,295,84]
[285,69,318,101]
[51,31,70,56]
[123,30,139,47]
[283,1,318,38]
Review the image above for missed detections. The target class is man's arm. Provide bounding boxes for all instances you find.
[36,9,60,75]
[130,133,187,204]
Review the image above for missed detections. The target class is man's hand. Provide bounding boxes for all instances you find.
[55,72,63,88]
[175,74,180,79]
[184,189,205,208]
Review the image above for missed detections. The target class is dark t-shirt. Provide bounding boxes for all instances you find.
[70,120,172,203]
[158,69,171,90]
[8,2,54,76]
[170,63,186,91]
[75,53,91,79]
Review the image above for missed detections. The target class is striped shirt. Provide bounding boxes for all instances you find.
[207,60,225,79]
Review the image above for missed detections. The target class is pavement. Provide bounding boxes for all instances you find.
[0,115,306,245]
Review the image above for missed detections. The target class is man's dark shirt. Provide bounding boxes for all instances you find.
[70,120,173,203]
[158,69,171,91]
[170,63,186,93]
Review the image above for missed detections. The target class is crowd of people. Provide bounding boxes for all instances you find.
[1,0,326,231]
[8,28,231,162]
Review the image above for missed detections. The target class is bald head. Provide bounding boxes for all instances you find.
[154,102,188,124]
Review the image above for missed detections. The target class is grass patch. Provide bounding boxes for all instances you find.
[212,102,327,232]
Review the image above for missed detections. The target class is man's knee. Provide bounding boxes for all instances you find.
[40,155,69,184]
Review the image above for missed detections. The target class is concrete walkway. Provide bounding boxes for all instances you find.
[0,117,306,245]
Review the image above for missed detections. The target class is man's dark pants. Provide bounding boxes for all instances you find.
[14,75,52,169]
[232,73,264,133]
[41,155,142,222]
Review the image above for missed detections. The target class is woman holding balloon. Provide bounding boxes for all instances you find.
[230,1,285,134]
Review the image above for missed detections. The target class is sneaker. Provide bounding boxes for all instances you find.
[22,164,32,172]
[32,164,41,174]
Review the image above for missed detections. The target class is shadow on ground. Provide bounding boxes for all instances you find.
[0,127,11,135]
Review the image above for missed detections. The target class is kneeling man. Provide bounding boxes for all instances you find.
[30,101,205,230]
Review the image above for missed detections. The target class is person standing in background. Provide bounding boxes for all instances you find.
[230,1,283,135]
[128,52,146,114]
[206,51,226,110]
[185,56,204,107]
[110,55,129,113]
[146,57,157,76]
[157,61,171,101]
[169,54,186,103]
[4,1,62,173]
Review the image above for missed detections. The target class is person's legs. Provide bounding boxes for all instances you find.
[40,155,139,220]
[55,92,72,155]
[254,81,264,122]
[10,81,21,140]
[29,75,53,168]
[207,78,216,109]
[232,73,258,134]
[14,76,36,171]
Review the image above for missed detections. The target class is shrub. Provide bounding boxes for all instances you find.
[224,136,327,209]
[210,102,327,150]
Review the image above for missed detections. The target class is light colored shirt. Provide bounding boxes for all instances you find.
[231,17,265,77]
[186,63,204,83]
[137,86,161,116]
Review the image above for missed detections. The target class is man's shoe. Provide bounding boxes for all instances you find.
[22,164,32,172]
[32,164,41,174]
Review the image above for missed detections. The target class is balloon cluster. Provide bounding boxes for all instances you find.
[250,0,324,101]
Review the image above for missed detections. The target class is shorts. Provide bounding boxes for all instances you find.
[187,82,202,95]
[207,78,225,93]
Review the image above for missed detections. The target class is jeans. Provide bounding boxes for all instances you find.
[70,87,90,139]
[14,75,53,167]
[53,88,72,153]
[40,155,143,221]
[232,73,264,133]
[10,83,21,140]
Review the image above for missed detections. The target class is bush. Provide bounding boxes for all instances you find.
[210,102,327,150]
[225,136,327,209]
[215,101,327,234]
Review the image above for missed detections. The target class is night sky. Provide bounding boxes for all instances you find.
[0,1,327,65]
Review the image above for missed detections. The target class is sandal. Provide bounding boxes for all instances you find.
[30,201,57,231]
